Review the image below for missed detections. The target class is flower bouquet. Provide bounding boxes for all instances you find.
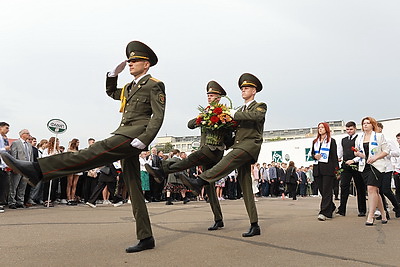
[335,164,358,179]
[195,98,237,146]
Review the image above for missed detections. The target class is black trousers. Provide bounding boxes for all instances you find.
[315,175,335,217]
[333,178,339,199]
[0,170,10,204]
[287,183,297,200]
[270,179,278,196]
[393,173,400,204]
[88,181,116,204]
[43,180,58,202]
[149,175,163,201]
[83,176,98,202]
[380,171,399,211]
[338,168,366,215]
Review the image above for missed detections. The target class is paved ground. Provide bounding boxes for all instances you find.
[1,196,399,267]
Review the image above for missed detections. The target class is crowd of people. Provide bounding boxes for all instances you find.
[1,39,399,254]
[2,119,399,225]
[2,123,397,218]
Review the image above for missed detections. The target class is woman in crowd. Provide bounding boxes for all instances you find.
[66,138,81,205]
[139,151,151,203]
[251,163,260,202]
[215,176,225,201]
[285,161,298,200]
[349,117,389,225]
[42,137,60,207]
[85,162,119,208]
[163,149,189,205]
[311,122,339,221]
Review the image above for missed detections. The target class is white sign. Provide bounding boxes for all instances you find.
[47,119,67,134]
[191,141,200,150]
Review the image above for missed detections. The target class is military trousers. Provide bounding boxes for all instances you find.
[162,146,223,222]
[38,134,153,240]
[198,148,258,224]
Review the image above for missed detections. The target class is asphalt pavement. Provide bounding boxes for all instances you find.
[1,196,399,267]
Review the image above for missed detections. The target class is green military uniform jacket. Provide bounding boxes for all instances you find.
[187,118,233,159]
[232,101,267,162]
[106,74,166,145]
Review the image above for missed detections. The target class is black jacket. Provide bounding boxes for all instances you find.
[311,138,339,177]
[98,163,118,182]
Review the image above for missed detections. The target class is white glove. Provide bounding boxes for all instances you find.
[108,61,127,77]
[130,138,146,149]
[230,108,237,117]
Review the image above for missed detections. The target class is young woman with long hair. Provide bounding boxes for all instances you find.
[350,117,389,225]
[66,138,81,205]
[311,122,339,221]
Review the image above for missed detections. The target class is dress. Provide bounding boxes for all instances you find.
[361,143,383,187]
[215,177,225,187]
[163,156,186,193]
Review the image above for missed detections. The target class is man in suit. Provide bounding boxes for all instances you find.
[0,122,11,213]
[8,129,33,209]
[336,121,366,217]
[25,136,40,207]
[148,147,163,202]
[268,162,278,197]
[178,73,267,237]
[146,81,230,231]
[1,41,165,253]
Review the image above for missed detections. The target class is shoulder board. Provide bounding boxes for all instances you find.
[255,102,267,112]
[150,77,161,83]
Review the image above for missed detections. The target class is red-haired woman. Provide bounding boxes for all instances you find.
[66,138,81,205]
[350,117,388,225]
[311,122,339,221]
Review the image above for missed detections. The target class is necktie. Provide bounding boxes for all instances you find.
[23,142,30,161]
[128,81,136,94]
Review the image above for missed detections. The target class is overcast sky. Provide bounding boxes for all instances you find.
[1,0,399,147]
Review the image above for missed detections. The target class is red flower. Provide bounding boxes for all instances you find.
[351,146,357,152]
[213,107,223,115]
[195,116,203,125]
[210,116,219,123]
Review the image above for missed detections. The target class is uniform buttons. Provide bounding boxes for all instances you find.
[236,141,239,143]
[126,103,129,106]
[122,117,125,119]
[121,124,125,126]
[125,111,127,113]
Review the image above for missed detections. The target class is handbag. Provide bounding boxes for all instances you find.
[100,166,111,175]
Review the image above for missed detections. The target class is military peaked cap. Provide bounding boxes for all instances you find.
[238,73,262,92]
[206,81,226,96]
[126,41,158,66]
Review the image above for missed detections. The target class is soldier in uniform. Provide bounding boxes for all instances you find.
[179,73,267,237]
[1,40,166,253]
[146,81,232,231]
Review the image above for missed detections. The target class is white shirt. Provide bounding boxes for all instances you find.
[139,156,151,172]
[386,139,400,172]
[337,134,358,160]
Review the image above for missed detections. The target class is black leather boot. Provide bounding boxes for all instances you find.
[208,220,224,231]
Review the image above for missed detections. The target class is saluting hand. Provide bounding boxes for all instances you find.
[108,60,127,77]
